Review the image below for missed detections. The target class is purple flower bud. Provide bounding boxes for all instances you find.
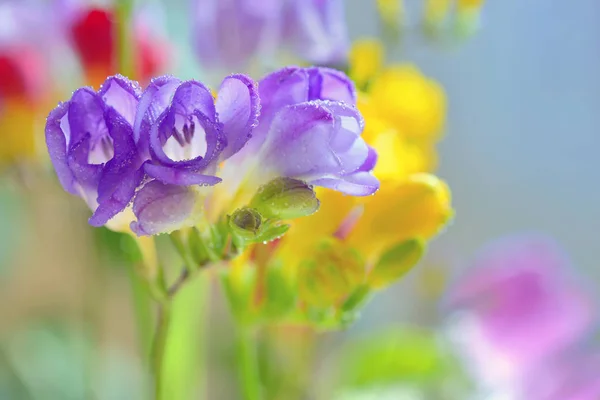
[45,75,144,229]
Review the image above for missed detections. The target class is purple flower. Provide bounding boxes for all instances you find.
[283,0,349,65]
[445,234,594,390]
[129,73,259,235]
[230,66,378,196]
[191,0,281,71]
[45,75,144,230]
[191,0,348,73]
[46,67,376,236]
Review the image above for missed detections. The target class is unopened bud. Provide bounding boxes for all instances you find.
[250,177,320,220]
[229,207,263,240]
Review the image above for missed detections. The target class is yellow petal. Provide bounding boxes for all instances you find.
[275,188,356,266]
[348,173,453,259]
[369,65,446,140]
[0,99,37,165]
[349,39,385,89]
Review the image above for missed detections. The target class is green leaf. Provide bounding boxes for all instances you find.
[368,239,425,289]
[336,326,445,389]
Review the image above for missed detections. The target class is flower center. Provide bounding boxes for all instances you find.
[88,134,114,164]
[162,114,207,162]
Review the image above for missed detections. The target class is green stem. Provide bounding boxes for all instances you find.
[115,0,135,77]
[152,302,172,400]
[128,263,154,359]
[236,327,263,400]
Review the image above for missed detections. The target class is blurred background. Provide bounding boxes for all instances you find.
[1,0,599,399]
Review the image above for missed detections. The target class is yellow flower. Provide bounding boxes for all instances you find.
[458,0,485,11]
[348,39,384,89]
[348,173,452,260]
[368,65,446,141]
[358,94,438,181]
[277,174,452,273]
[0,98,38,166]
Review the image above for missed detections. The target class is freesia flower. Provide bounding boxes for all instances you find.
[445,235,595,392]
[191,0,349,76]
[45,67,377,236]
[45,75,144,231]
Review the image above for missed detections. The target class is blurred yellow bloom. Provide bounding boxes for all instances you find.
[0,98,38,165]
[349,39,384,89]
[376,0,404,39]
[458,0,485,11]
[349,174,452,260]
[368,65,446,141]
[424,0,452,28]
[278,174,452,273]
[352,46,445,181]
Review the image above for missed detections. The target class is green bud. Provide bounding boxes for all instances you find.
[250,177,320,220]
[368,239,426,289]
[229,207,263,240]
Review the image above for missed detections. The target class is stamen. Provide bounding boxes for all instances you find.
[171,126,186,147]
[183,122,195,144]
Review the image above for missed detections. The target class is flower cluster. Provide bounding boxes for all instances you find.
[45,67,378,240]
[221,42,453,329]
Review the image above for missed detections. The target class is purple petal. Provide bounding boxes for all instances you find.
[67,87,109,153]
[216,74,260,160]
[311,171,379,196]
[98,75,142,126]
[45,101,77,194]
[261,101,369,181]
[307,67,356,105]
[90,108,144,226]
[130,180,201,236]
[133,75,182,158]
[144,163,222,186]
[66,133,103,203]
[258,67,356,130]
[284,0,349,65]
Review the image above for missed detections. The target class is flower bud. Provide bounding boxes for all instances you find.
[368,239,425,289]
[229,207,263,240]
[250,177,320,220]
